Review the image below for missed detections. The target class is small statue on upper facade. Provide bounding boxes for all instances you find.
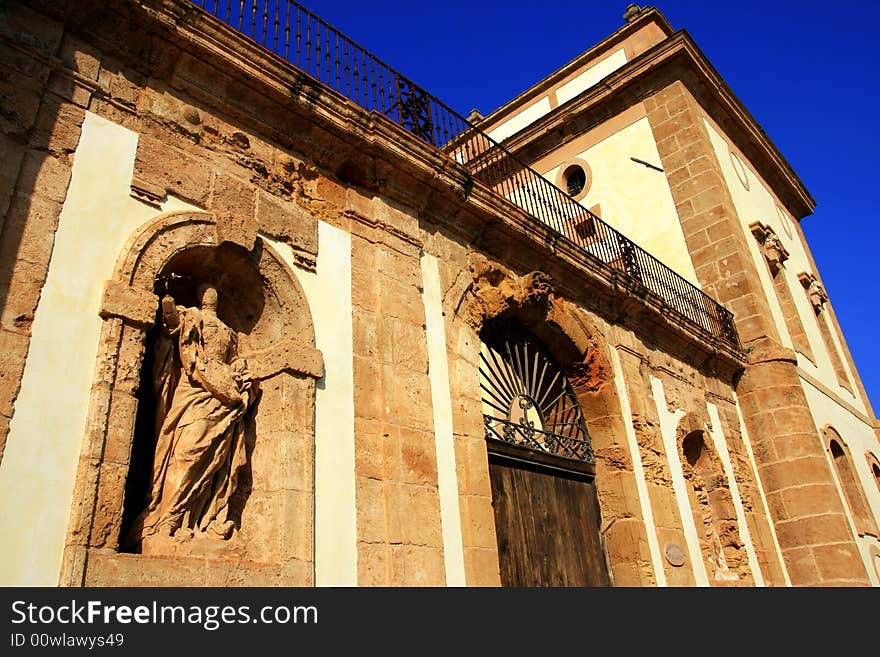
[761,231,787,273]
[807,279,828,312]
[127,283,257,551]
[623,4,644,21]
[763,232,781,254]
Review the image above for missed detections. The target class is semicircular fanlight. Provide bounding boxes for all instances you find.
[479,320,593,462]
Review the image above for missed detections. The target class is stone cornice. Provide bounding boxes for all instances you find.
[494,31,815,220]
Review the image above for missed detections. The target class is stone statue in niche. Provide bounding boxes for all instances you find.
[127,283,257,551]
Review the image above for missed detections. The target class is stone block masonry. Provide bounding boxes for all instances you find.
[646,82,870,585]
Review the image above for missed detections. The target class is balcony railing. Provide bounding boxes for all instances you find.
[188,0,742,352]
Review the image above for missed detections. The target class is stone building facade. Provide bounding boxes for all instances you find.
[0,0,877,586]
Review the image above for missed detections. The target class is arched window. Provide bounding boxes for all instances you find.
[824,427,878,538]
[480,319,593,462]
[866,452,880,499]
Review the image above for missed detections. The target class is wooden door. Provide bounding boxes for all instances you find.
[488,443,610,587]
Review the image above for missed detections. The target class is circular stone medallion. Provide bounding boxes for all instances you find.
[664,543,686,567]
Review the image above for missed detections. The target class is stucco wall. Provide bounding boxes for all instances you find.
[0,112,198,585]
[539,115,698,284]
[484,48,629,144]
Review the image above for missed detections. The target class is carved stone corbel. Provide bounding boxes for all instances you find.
[749,221,789,275]
[99,280,158,328]
[461,254,554,329]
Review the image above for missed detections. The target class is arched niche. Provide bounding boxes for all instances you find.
[61,210,323,586]
[823,426,878,538]
[676,414,750,584]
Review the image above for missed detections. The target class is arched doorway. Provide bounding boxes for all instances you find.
[480,318,610,586]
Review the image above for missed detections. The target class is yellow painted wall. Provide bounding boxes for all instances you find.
[484,48,628,143]
[541,116,699,285]
[267,228,359,586]
[487,97,552,143]
[556,49,628,105]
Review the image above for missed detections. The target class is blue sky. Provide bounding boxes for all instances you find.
[298,1,879,410]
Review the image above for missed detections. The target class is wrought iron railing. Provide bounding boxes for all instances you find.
[484,416,595,463]
[188,0,742,352]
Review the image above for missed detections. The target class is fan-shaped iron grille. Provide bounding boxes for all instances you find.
[479,320,594,462]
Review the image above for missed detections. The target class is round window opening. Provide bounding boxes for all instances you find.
[564,165,587,197]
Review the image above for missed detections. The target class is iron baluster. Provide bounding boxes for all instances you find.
[314,20,321,81]
[370,57,377,111]
[343,40,350,98]
[272,0,279,51]
[272,1,279,51]
[295,7,302,68]
[305,14,311,75]
[353,46,360,105]
[334,33,340,91]
[618,234,643,282]
[325,23,331,86]
[393,73,402,126]
[361,49,368,108]
[283,2,290,58]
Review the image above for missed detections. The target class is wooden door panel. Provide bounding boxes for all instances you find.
[489,453,609,587]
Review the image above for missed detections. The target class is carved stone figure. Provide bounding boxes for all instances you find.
[760,231,787,273]
[623,4,644,21]
[762,232,781,259]
[807,279,828,312]
[128,283,256,550]
[762,232,780,252]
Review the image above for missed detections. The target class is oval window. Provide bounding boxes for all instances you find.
[565,165,587,197]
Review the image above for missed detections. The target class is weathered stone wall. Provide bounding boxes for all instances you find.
[0,3,86,462]
[430,237,775,585]
[0,0,865,587]
[349,215,447,586]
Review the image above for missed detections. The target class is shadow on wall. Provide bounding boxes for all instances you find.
[0,1,147,462]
